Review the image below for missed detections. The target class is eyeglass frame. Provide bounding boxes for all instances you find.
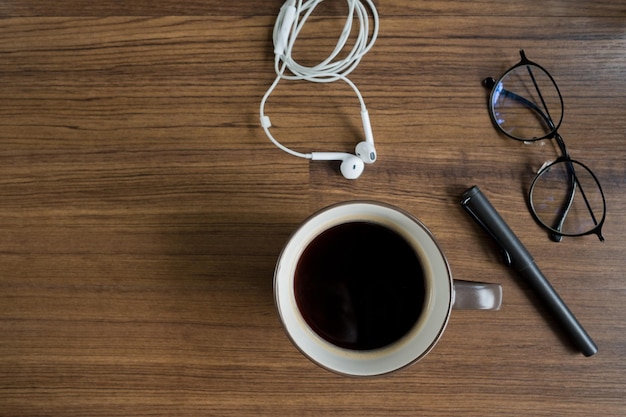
[482,49,606,242]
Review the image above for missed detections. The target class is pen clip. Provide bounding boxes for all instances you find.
[461,197,513,266]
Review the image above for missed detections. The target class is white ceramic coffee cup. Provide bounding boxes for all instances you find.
[274,201,502,376]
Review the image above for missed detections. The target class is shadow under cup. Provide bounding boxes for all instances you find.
[274,201,453,377]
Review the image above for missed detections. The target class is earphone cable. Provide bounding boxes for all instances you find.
[260,0,379,159]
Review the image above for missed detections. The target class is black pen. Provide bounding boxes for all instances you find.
[461,185,598,357]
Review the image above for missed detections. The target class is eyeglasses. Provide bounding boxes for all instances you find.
[483,50,606,242]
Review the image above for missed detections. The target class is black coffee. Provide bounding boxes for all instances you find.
[295,221,425,351]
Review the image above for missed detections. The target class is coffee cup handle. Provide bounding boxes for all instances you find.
[452,280,502,310]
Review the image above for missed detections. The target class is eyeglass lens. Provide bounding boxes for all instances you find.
[530,160,605,238]
[491,64,563,141]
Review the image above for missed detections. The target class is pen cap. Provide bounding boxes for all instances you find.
[461,186,534,270]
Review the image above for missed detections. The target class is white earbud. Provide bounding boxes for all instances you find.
[311,152,365,180]
[355,109,376,164]
[355,142,376,164]
[340,155,366,179]
[355,141,376,164]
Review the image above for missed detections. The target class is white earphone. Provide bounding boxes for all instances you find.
[259,0,379,179]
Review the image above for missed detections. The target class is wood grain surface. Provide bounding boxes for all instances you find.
[1,1,625,416]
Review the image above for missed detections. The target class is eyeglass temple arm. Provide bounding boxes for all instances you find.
[560,159,604,240]
[530,64,601,240]
[549,159,576,242]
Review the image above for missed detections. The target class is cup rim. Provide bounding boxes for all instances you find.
[274,201,452,377]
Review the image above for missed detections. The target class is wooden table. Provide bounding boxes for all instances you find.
[1,1,624,415]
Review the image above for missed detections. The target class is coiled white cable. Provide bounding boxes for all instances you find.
[260,0,379,159]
